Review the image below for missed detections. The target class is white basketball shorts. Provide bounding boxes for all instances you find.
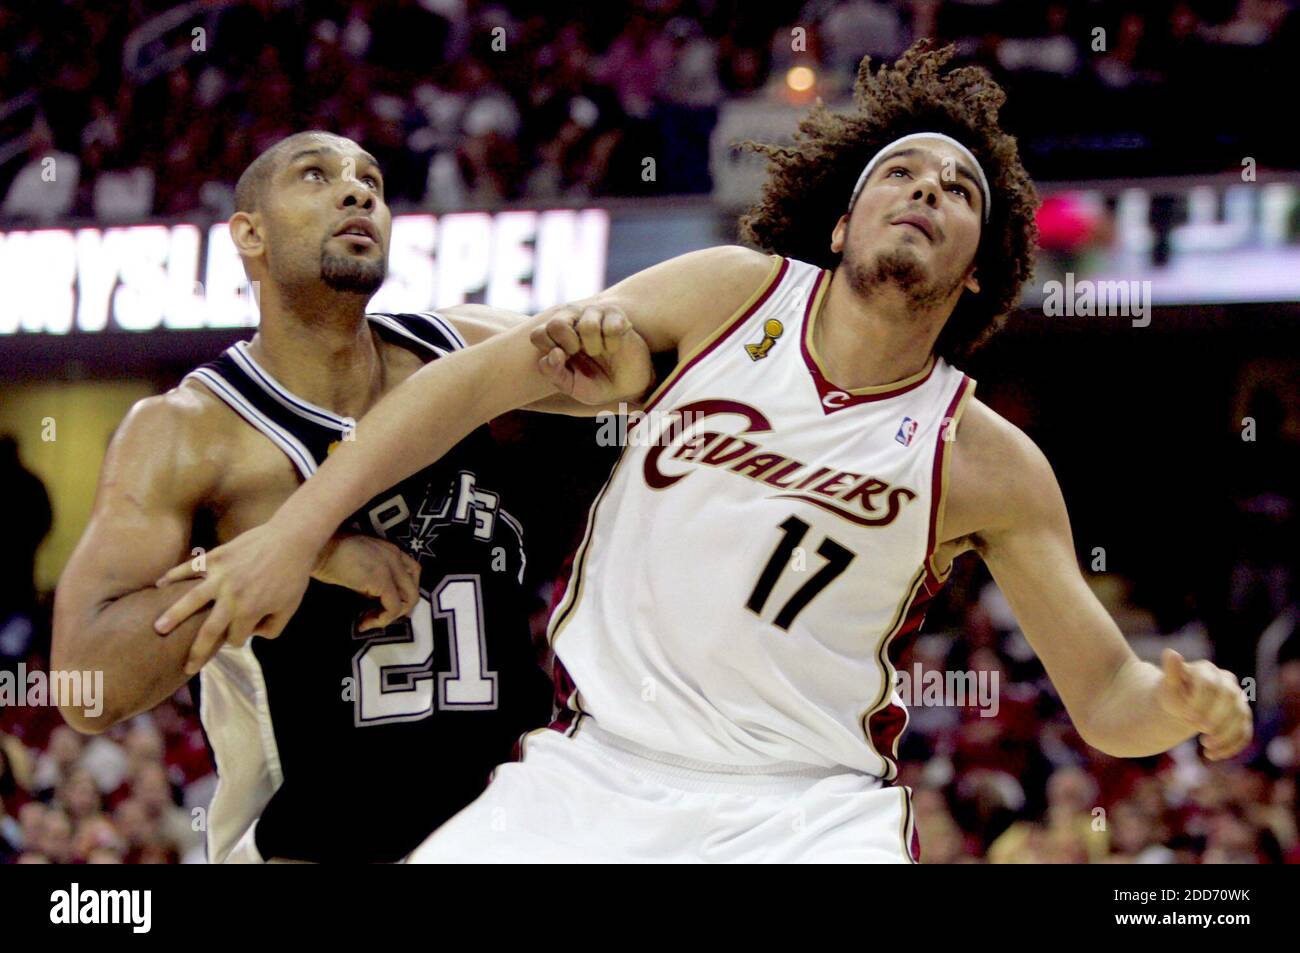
[407,720,919,863]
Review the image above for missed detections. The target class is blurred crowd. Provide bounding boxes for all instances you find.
[3,0,1299,223]
[0,704,212,864]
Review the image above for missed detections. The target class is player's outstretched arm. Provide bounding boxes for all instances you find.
[152,247,782,666]
[152,307,627,667]
[530,245,781,377]
[437,303,656,416]
[955,402,1252,760]
[440,244,778,413]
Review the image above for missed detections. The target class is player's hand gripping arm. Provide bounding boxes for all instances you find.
[52,393,421,731]
[153,305,647,670]
[960,406,1252,760]
[154,246,777,670]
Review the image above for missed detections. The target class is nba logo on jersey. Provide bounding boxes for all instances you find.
[895,417,919,446]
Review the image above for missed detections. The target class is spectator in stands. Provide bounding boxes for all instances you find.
[32,725,82,797]
[0,437,51,658]
[817,0,910,80]
[1,120,78,222]
[1107,798,1175,863]
[650,17,722,194]
[73,814,125,863]
[56,766,102,824]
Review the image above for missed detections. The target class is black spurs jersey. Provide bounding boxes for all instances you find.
[184,311,552,863]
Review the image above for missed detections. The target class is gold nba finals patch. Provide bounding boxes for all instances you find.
[745,318,783,361]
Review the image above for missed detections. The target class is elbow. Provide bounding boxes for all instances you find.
[1070,704,1123,757]
[51,645,127,735]
[58,704,119,736]
[1073,714,1151,759]
[49,653,127,736]
[50,605,126,735]
[1074,720,1117,757]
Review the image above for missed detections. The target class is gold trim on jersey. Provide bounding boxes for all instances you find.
[927,376,977,581]
[803,269,938,395]
[899,786,918,863]
[547,451,632,649]
[859,565,928,779]
[639,254,786,412]
[517,727,551,760]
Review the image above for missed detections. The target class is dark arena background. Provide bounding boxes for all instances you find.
[1,0,1298,888]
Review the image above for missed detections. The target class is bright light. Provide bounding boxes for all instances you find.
[0,210,610,335]
[786,65,816,93]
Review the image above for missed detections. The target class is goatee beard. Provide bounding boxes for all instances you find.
[321,252,386,294]
[844,247,961,312]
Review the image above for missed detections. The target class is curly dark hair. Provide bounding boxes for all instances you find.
[739,40,1039,365]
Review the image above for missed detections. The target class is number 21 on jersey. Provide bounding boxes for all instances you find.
[351,573,498,726]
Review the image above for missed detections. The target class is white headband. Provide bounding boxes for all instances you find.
[848,132,991,223]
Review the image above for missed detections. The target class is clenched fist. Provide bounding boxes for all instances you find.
[530,303,654,407]
[312,533,422,632]
[1156,649,1253,761]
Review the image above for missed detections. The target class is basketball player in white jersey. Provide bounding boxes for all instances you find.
[154,44,1253,862]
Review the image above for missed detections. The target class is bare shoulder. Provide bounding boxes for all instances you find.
[115,382,228,453]
[688,244,778,279]
[943,398,1065,548]
[375,332,432,386]
[619,244,775,288]
[102,381,241,504]
[602,245,782,354]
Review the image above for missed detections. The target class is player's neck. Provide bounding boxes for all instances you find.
[246,288,384,419]
[817,268,946,389]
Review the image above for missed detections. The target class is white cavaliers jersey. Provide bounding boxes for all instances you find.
[547,255,977,778]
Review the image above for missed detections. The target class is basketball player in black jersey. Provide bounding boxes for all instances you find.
[52,131,653,862]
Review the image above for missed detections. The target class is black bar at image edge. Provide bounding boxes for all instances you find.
[0,864,1283,941]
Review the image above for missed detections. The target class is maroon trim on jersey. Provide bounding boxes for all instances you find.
[542,552,586,736]
[547,657,585,736]
[868,374,977,777]
[908,794,922,862]
[866,582,939,776]
[639,257,789,419]
[799,269,939,413]
[924,374,975,588]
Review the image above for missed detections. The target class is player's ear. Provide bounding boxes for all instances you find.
[964,266,979,295]
[830,214,849,254]
[229,211,264,261]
